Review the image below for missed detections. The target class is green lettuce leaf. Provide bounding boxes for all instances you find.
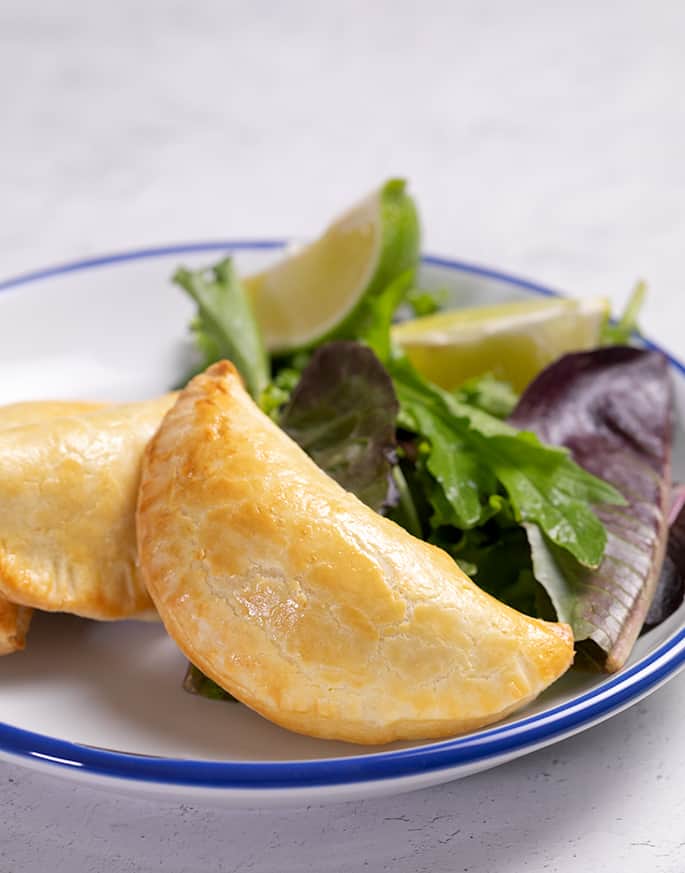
[259,365,302,420]
[174,257,269,399]
[405,285,446,317]
[451,524,541,617]
[390,354,624,567]
[183,664,237,702]
[453,373,519,419]
[280,341,400,512]
[343,269,415,363]
[601,280,646,346]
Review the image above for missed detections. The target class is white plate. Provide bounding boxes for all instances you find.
[0,243,683,807]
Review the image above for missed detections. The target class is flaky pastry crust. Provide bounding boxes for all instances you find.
[0,401,104,652]
[0,395,175,620]
[0,599,32,655]
[138,362,574,744]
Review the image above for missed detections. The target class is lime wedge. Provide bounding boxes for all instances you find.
[244,179,420,353]
[392,297,609,392]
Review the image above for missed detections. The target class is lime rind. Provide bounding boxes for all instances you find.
[244,179,420,354]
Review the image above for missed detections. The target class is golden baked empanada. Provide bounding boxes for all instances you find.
[0,400,103,653]
[137,362,574,745]
[0,395,176,620]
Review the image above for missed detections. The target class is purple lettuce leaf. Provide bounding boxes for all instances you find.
[280,341,400,513]
[668,483,685,525]
[643,490,685,630]
[511,346,673,671]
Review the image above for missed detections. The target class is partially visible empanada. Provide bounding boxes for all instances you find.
[137,362,574,745]
[0,400,104,430]
[0,395,176,620]
[0,599,32,656]
[0,400,104,653]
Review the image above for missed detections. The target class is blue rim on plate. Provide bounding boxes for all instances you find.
[0,241,684,790]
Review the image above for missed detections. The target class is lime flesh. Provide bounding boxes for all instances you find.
[392,297,609,392]
[244,180,420,353]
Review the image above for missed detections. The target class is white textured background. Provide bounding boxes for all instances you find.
[2,1,685,870]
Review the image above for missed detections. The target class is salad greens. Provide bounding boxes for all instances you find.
[600,280,647,346]
[644,496,685,630]
[173,258,268,399]
[390,355,624,567]
[183,663,237,702]
[405,285,445,317]
[280,341,399,513]
[175,226,672,686]
[511,347,672,671]
[453,373,519,419]
[177,253,623,570]
[336,269,415,363]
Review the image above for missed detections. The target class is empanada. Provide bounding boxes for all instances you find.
[0,598,32,656]
[0,401,103,429]
[0,401,103,653]
[137,362,574,745]
[0,395,176,620]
